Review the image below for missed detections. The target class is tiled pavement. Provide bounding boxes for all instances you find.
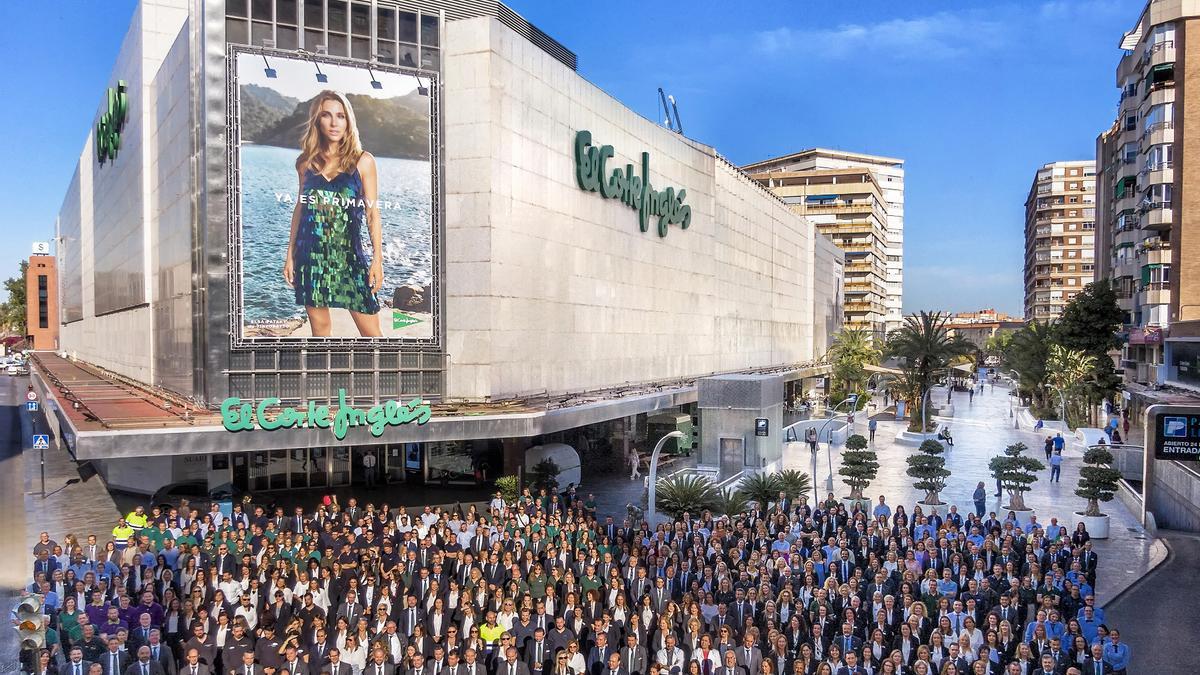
[780,383,1166,605]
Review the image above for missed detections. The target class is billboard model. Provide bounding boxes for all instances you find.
[230,49,438,343]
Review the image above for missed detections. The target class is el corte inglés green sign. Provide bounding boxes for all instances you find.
[221,388,431,440]
[96,81,128,166]
[574,130,692,237]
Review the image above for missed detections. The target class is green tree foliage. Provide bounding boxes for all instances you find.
[906,439,951,504]
[655,473,718,519]
[989,442,1045,511]
[776,470,812,500]
[1047,345,1097,428]
[528,459,561,493]
[1076,445,1122,517]
[494,475,519,503]
[886,312,974,432]
[1053,280,1124,419]
[984,330,1013,358]
[713,488,751,517]
[838,434,878,500]
[0,261,28,334]
[1004,321,1054,413]
[737,473,782,509]
[828,328,881,399]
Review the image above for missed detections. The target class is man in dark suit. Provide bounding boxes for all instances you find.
[834,624,862,663]
[1081,643,1111,675]
[145,632,175,675]
[399,597,426,637]
[179,649,211,675]
[122,647,166,675]
[835,652,867,675]
[586,633,613,675]
[600,653,626,675]
[325,648,354,675]
[365,646,397,675]
[526,629,552,675]
[618,635,647,675]
[734,635,761,675]
[833,552,856,584]
[59,647,94,675]
[1031,653,1062,675]
[98,639,130,675]
[717,650,745,675]
[500,648,531,675]
[281,645,309,675]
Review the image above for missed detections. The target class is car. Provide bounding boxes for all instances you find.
[6,365,29,376]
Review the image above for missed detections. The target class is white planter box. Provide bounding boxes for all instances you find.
[1075,512,1110,539]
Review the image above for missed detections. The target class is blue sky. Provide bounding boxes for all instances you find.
[1,0,1134,315]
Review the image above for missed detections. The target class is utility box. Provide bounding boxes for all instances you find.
[697,374,786,478]
[646,412,693,456]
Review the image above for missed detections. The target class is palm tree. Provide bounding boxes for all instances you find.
[827,328,882,396]
[1047,344,1096,427]
[654,474,718,519]
[1004,321,1054,411]
[886,312,974,431]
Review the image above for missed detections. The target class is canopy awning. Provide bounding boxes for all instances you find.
[952,363,976,374]
[864,364,904,375]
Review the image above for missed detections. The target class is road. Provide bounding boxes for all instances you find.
[1105,532,1200,672]
[0,375,30,672]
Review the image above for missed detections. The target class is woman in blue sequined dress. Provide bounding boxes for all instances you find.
[282,90,383,337]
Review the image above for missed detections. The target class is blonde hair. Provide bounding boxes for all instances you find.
[298,90,363,175]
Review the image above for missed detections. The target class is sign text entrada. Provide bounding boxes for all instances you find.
[574,130,692,237]
[221,389,431,440]
[96,81,128,166]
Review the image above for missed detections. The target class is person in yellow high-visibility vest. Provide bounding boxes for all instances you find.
[125,505,148,533]
[112,519,134,549]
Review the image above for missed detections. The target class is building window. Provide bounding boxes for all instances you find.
[37,275,48,329]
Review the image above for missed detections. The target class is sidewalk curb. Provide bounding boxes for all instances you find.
[1101,535,1172,609]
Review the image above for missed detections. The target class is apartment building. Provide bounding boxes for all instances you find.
[744,149,905,337]
[1095,0,1199,389]
[1023,161,1097,321]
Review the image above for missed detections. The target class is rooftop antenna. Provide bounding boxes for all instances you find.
[657,87,683,135]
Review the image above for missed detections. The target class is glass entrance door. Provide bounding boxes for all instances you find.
[309,448,328,488]
[331,447,351,486]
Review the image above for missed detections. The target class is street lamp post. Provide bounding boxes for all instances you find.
[816,396,857,492]
[645,430,686,526]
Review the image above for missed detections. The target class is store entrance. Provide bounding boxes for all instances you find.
[235,445,379,492]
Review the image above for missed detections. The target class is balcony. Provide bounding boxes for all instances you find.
[1146,40,1175,67]
[1142,203,1173,230]
[1138,161,1173,188]
[838,241,874,253]
[1114,227,1140,247]
[1142,120,1174,146]
[1138,282,1170,307]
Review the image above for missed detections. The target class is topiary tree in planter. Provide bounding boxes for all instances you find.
[907,439,951,504]
[989,442,1045,511]
[1076,445,1122,517]
[838,434,879,501]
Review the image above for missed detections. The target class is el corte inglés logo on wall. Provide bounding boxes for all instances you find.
[574,130,692,237]
[221,388,431,440]
[96,81,128,166]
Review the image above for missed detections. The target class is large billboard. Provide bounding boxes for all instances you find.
[228,48,439,346]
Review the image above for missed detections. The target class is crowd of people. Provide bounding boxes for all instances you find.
[21,482,1133,675]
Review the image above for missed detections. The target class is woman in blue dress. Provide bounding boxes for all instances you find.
[283,90,383,336]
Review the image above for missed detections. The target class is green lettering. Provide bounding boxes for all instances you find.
[256,398,284,430]
[597,145,616,198]
[220,397,253,432]
[367,404,388,436]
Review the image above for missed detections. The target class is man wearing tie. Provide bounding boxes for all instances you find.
[145,631,174,675]
[326,649,353,675]
[836,623,862,663]
[180,649,211,675]
[587,633,613,675]
[281,645,308,675]
[527,629,551,675]
[503,648,531,675]
[718,651,745,675]
[122,647,165,675]
[367,647,397,675]
[99,639,129,675]
[461,649,483,675]
[734,634,761,675]
[834,552,855,584]
[401,597,425,637]
[60,647,94,675]
[618,635,646,675]
[835,652,867,675]
[603,653,627,675]
[1081,643,1112,675]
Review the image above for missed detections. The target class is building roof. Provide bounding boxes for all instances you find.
[741,148,904,172]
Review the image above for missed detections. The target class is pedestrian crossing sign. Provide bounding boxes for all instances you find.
[32,434,50,450]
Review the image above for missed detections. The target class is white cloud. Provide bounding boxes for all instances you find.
[753,11,1007,61]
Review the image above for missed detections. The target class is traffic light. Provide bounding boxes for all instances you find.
[14,593,44,649]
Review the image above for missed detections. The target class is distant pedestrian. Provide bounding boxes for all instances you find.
[973,482,986,518]
[1044,436,1054,461]
[627,446,641,481]
[1053,432,1065,454]
[1035,419,1045,430]
[868,418,877,443]
[805,427,818,453]
[362,451,378,488]
[969,388,975,403]
[1050,451,1063,483]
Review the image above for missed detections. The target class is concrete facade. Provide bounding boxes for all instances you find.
[1023,160,1096,321]
[442,17,840,399]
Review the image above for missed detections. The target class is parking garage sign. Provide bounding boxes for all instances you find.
[1154,412,1200,460]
